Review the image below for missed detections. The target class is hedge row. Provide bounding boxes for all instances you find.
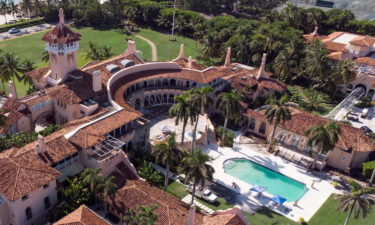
[0,18,45,33]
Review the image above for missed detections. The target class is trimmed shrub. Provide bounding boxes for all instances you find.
[0,18,45,33]
[362,161,375,178]
[215,126,234,147]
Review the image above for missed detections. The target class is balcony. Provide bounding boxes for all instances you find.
[45,42,79,54]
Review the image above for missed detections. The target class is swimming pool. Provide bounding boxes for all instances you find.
[224,158,307,202]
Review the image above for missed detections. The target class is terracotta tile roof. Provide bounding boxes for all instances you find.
[69,109,140,149]
[116,161,139,180]
[328,52,344,61]
[203,208,248,225]
[324,32,345,42]
[323,41,346,52]
[174,58,206,70]
[111,179,204,225]
[349,36,375,47]
[42,24,81,44]
[246,108,374,152]
[49,70,106,105]
[25,66,50,82]
[83,54,144,87]
[54,205,110,225]
[0,110,23,134]
[355,57,375,66]
[230,74,286,98]
[1,98,22,111]
[0,152,60,201]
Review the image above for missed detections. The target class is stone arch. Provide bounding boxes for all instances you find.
[156,79,162,86]
[170,79,176,86]
[355,84,367,93]
[34,111,55,124]
[162,79,169,86]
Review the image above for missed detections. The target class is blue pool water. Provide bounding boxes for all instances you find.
[224,158,307,202]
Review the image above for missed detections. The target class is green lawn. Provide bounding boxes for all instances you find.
[166,181,375,225]
[129,28,202,61]
[308,195,375,225]
[0,27,202,97]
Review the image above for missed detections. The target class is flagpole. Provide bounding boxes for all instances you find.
[171,0,176,41]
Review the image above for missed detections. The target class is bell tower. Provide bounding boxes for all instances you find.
[42,8,81,85]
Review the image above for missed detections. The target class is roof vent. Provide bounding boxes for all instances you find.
[120,59,134,68]
[231,66,237,71]
[106,64,120,73]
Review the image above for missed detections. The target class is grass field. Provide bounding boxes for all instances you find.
[0,27,202,97]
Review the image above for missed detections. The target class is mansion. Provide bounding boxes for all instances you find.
[304,27,375,100]
[0,9,374,225]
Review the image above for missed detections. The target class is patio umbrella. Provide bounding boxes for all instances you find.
[271,195,287,205]
[250,185,267,193]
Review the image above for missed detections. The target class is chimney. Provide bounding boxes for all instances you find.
[92,70,102,92]
[59,8,65,25]
[186,204,195,225]
[8,81,17,99]
[38,135,47,153]
[312,26,318,36]
[256,53,267,80]
[124,40,137,55]
[188,56,193,69]
[224,47,231,67]
[177,44,185,60]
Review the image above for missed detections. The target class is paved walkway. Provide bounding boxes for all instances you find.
[181,194,214,214]
[134,34,158,61]
[0,23,52,41]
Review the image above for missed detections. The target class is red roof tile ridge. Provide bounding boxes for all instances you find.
[11,162,21,200]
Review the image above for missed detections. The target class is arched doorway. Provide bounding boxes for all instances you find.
[259,122,266,134]
[135,98,141,110]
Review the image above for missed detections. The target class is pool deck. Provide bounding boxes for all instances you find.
[208,135,336,222]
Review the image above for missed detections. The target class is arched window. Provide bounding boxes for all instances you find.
[170,79,176,86]
[248,118,256,130]
[135,99,141,110]
[258,122,266,134]
[185,81,190,87]
[143,81,148,88]
[25,207,32,220]
[162,79,169,86]
[44,197,51,209]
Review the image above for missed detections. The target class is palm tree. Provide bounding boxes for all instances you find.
[9,0,17,20]
[305,121,341,170]
[182,148,215,205]
[169,92,197,143]
[20,59,35,88]
[330,60,356,99]
[0,50,6,92]
[0,0,9,26]
[336,180,375,225]
[81,168,105,208]
[301,89,324,113]
[217,90,243,141]
[2,52,21,98]
[85,41,101,61]
[300,39,330,87]
[123,205,158,225]
[42,51,49,63]
[265,95,291,151]
[20,0,31,21]
[98,175,118,209]
[99,45,113,60]
[152,132,182,190]
[189,86,213,151]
